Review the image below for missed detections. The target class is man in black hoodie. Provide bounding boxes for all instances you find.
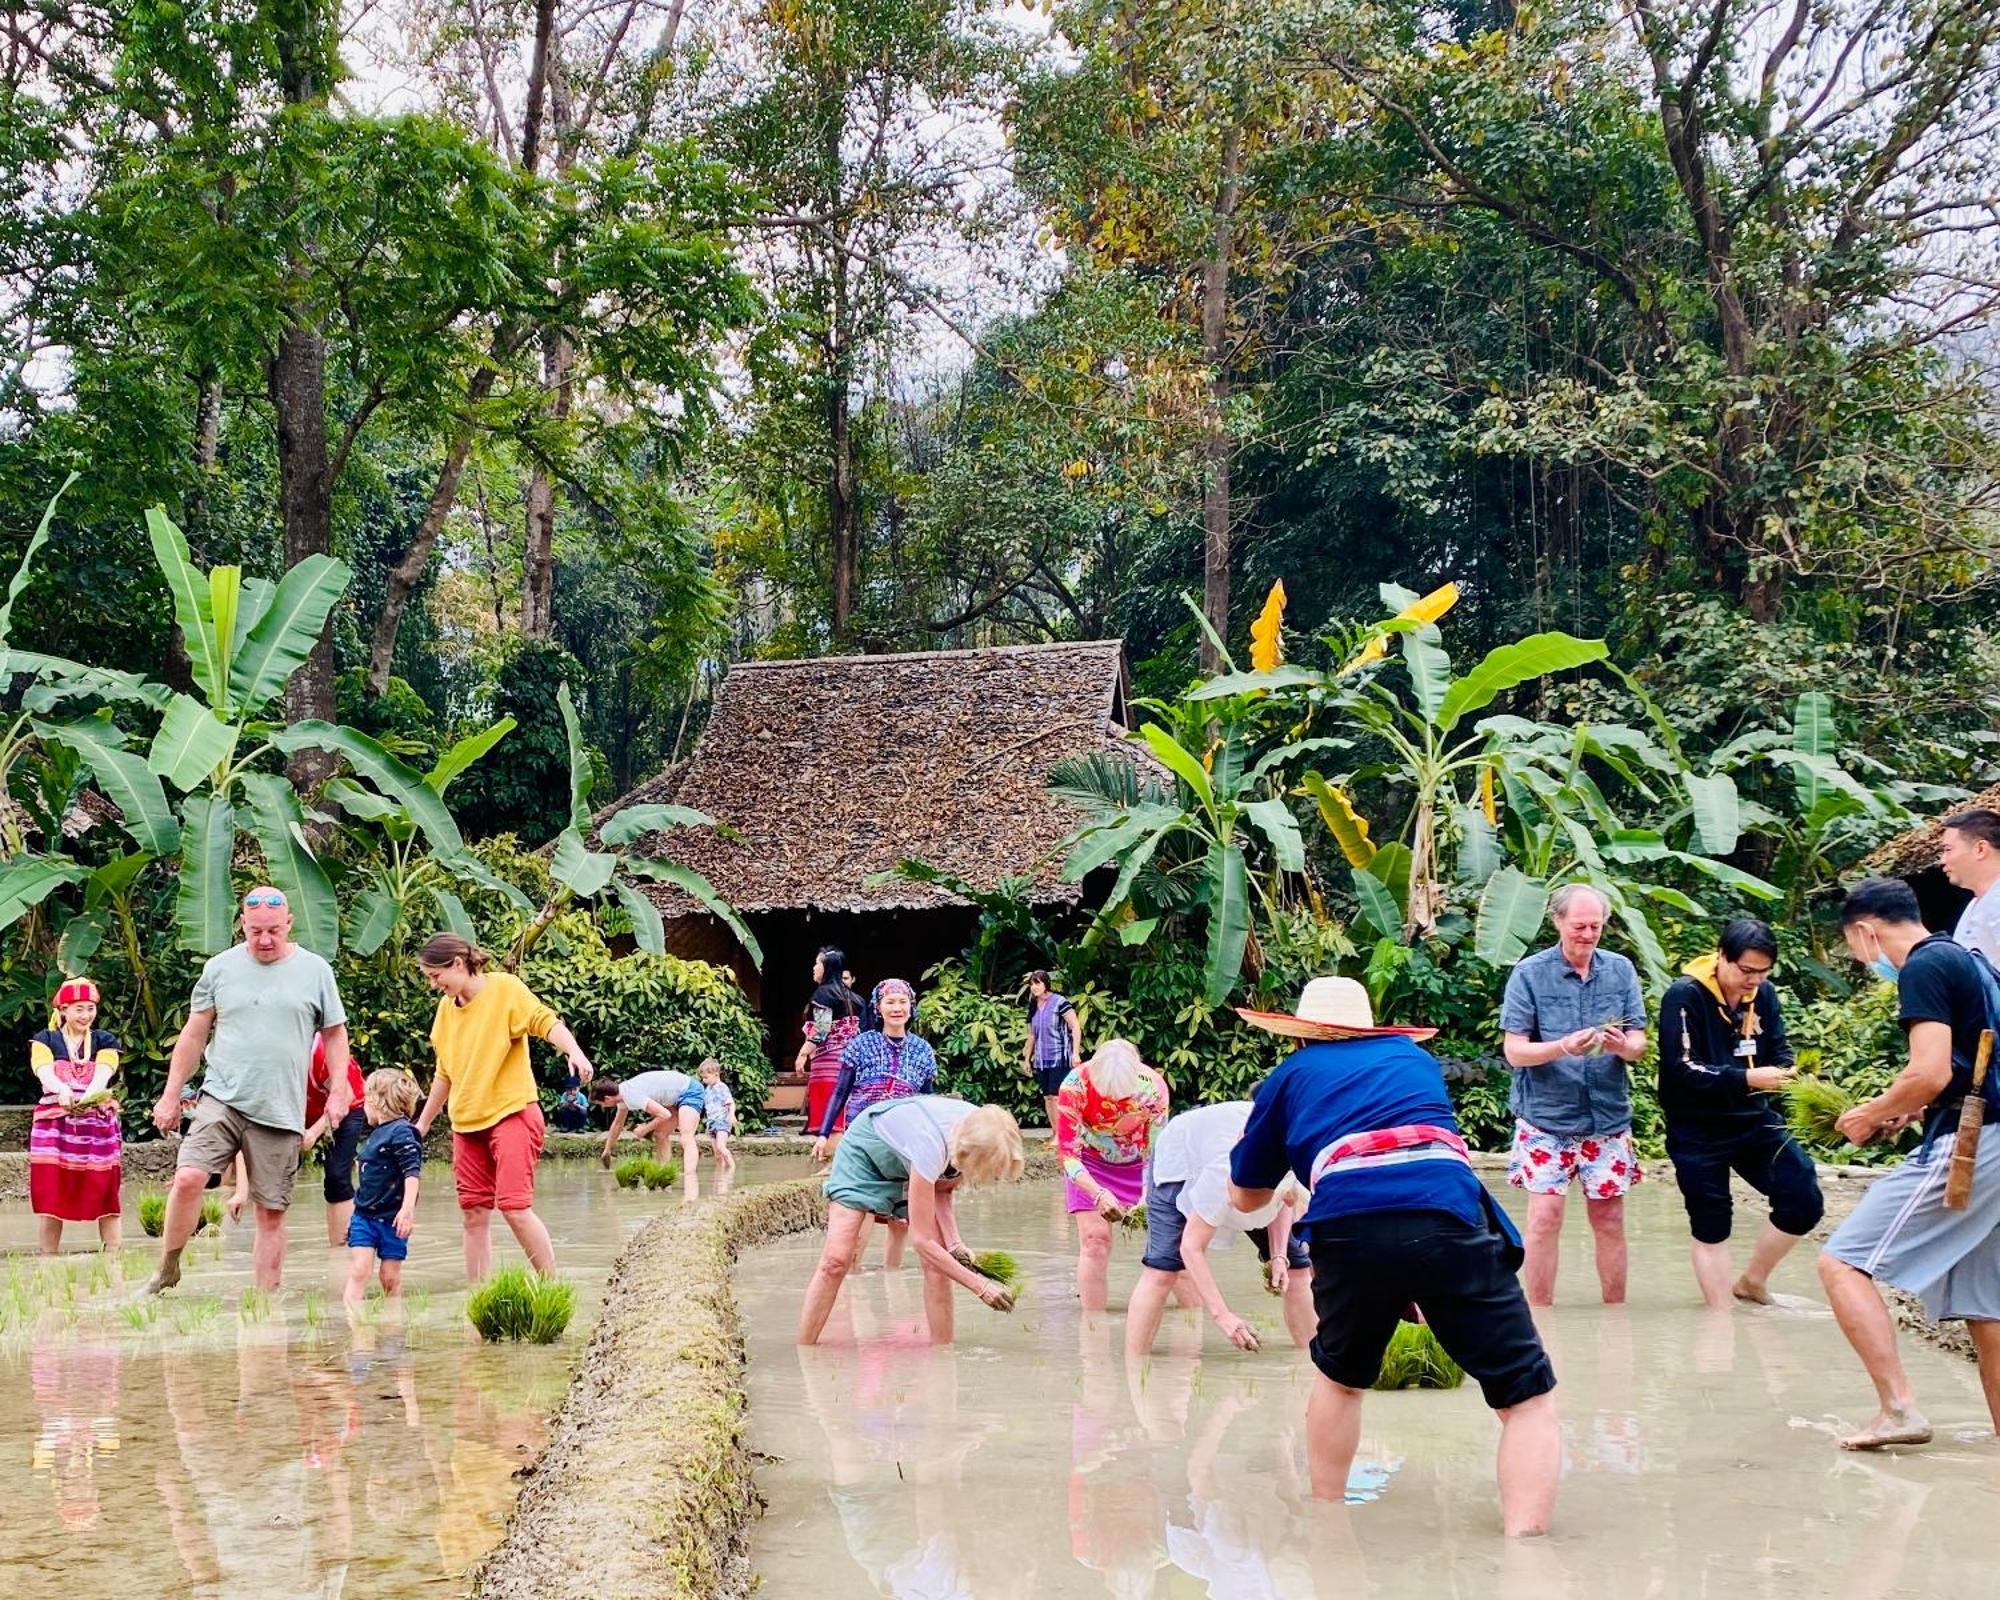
[1658,918,1825,1308]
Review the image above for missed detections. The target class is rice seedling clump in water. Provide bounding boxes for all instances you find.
[1371,1321,1465,1391]
[466,1267,575,1343]
[613,1156,680,1190]
[137,1192,224,1237]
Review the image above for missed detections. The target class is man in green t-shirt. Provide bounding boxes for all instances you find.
[145,887,350,1295]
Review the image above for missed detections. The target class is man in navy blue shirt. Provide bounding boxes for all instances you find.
[1230,977,1559,1536]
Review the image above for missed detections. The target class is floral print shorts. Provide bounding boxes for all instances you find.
[1507,1119,1643,1199]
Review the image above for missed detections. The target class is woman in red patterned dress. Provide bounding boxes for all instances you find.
[28,978,124,1253]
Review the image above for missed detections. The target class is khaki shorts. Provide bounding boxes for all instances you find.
[178,1094,302,1212]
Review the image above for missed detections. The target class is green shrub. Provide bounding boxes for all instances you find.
[613,1156,680,1190]
[1371,1321,1465,1390]
[1786,980,1911,1165]
[921,954,1286,1119]
[466,1266,575,1343]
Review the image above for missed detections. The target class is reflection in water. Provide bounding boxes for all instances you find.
[2,1161,829,1598]
[743,1178,2000,1600]
[30,1336,120,1531]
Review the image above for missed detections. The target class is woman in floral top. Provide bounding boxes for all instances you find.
[1056,1038,1170,1311]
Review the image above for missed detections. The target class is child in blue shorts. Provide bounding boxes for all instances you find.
[344,1068,425,1307]
[699,1058,737,1173]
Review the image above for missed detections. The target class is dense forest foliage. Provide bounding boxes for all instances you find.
[1,3,1996,1147]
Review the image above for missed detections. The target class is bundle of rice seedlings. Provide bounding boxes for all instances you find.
[1370,1321,1465,1391]
[1785,1076,1856,1148]
[466,1266,575,1344]
[138,1192,166,1237]
[1118,1203,1148,1232]
[138,1191,228,1237]
[612,1155,681,1190]
[971,1250,1022,1289]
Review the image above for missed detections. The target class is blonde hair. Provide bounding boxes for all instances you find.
[1083,1038,1144,1102]
[948,1105,1026,1186]
[364,1068,422,1122]
[697,1057,723,1081]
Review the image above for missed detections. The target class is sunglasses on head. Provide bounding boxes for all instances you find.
[243,892,286,909]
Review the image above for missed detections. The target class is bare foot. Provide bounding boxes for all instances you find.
[1839,1406,1932,1451]
[1732,1276,1773,1305]
[142,1250,184,1296]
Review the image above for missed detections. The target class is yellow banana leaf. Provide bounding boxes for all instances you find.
[1302,772,1376,868]
[1340,581,1460,676]
[1250,580,1286,673]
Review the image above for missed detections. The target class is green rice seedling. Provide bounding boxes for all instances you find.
[1371,1321,1465,1391]
[1118,1203,1148,1233]
[301,1290,325,1331]
[137,1191,225,1238]
[120,1298,160,1331]
[238,1286,274,1323]
[971,1251,1022,1290]
[138,1192,167,1237]
[1785,1076,1856,1148]
[613,1156,680,1189]
[169,1294,222,1336]
[83,1253,114,1295]
[465,1267,575,1344]
[406,1288,431,1325]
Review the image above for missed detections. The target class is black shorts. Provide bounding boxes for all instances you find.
[1248,1220,1310,1270]
[1308,1209,1556,1411]
[1666,1116,1824,1245]
[322,1106,370,1205]
[1034,1065,1072,1098]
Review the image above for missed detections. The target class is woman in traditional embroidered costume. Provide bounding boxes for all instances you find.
[28,978,124,1252]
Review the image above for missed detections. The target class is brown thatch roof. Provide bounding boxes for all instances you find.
[1864,781,2000,877]
[611,640,1139,916]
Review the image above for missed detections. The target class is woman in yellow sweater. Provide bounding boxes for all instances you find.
[411,933,594,1280]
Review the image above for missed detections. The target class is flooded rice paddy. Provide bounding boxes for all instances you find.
[0,1153,812,1598]
[741,1178,2000,1600]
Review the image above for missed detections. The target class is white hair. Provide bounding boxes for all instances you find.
[1549,883,1608,921]
[1083,1038,1144,1101]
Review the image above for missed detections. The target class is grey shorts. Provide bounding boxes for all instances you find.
[1823,1130,2000,1322]
[178,1094,301,1213]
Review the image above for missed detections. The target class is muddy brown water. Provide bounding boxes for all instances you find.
[0,1154,815,1598]
[740,1178,2000,1599]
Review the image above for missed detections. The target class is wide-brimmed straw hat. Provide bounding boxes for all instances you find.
[1236,976,1436,1042]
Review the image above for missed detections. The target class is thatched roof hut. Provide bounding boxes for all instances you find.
[601,640,1141,1077]
[1861,780,2000,927]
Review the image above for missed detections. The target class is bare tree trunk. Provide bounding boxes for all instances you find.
[269,317,337,781]
[520,328,573,638]
[829,351,857,641]
[1198,122,1242,673]
[367,386,489,693]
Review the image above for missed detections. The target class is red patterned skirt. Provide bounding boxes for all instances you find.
[29,1102,122,1222]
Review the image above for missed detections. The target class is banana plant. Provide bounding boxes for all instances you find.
[1300,581,1608,940]
[316,717,533,957]
[0,477,158,935]
[503,682,761,970]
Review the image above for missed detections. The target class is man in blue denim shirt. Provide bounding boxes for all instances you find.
[1501,885,1649,1306]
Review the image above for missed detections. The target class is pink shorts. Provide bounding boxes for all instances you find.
[1506,1119,1643,1199]
[453,1103,546,1212]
